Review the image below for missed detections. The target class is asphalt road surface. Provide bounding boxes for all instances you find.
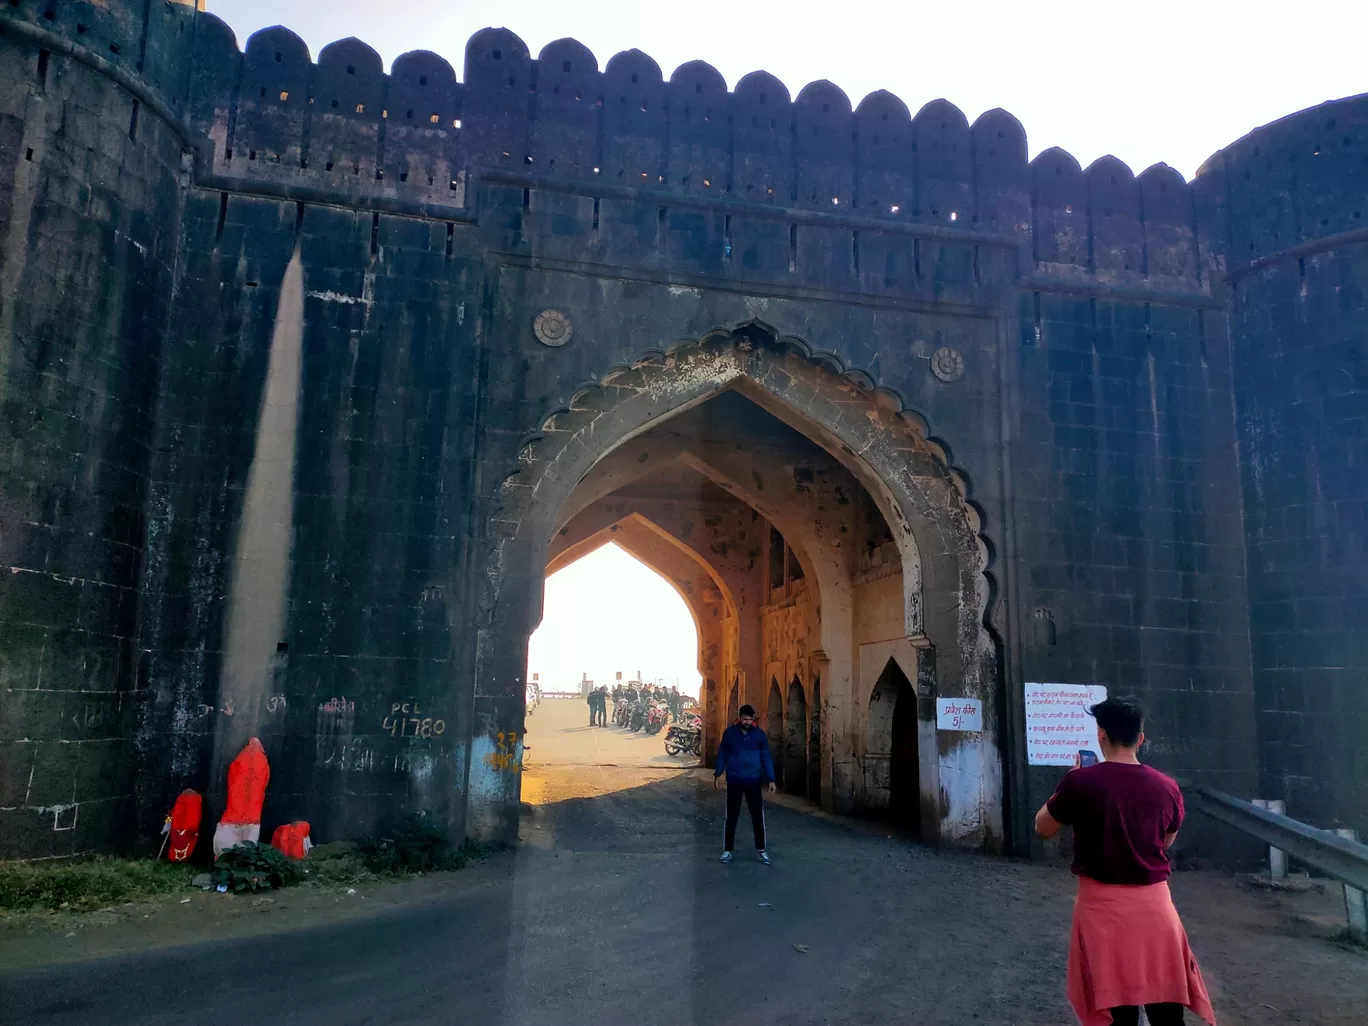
[1,699,1364,1025]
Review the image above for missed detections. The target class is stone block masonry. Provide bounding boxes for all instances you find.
[0,0,1361,859]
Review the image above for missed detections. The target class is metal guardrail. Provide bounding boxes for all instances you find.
[1184,785,1368,893]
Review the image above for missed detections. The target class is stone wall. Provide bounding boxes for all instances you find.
[0,1,1360,857]
[1203,94,1368,834]
[0,1,194,857]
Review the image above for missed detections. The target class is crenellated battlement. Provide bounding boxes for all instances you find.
[11,2,1368,298]
[1197,92,1368,274]
[0,3,1216,292]
[176,16,1206,292]
[0,0,200,112]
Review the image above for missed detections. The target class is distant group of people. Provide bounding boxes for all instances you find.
[618,683,691,720]
[582,686,700,727]
[585,682,693,727]
[585,685,610,726]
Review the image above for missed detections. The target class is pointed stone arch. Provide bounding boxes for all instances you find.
[862,657,921,834]
[544,510,737,757]
[766,677,785,788]
[785,674,808,796]
[468,325,1002,849]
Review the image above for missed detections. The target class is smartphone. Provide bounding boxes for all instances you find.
[1078,749,1098,768]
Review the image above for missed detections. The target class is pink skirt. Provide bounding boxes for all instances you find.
[1067,877,1216,1026]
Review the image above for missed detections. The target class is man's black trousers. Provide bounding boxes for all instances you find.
[724,779,766,851]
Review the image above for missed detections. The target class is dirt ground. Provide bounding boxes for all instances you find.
[0,700,1363,1025]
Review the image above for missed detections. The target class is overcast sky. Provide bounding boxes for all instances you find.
[208,0,1367,179]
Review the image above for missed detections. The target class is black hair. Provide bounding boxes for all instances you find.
[738,703,756,717]
[1089,696,1144,747]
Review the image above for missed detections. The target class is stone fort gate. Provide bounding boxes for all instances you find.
[0,1,1364,860]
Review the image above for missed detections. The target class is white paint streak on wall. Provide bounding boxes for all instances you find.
[939,737,986,843]
[217,251,304,759]
[467,735,513,804]
[307,289,372,305]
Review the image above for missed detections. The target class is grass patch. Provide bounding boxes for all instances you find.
[0,858,195,913]
[304,833,501,887]
[0,833,504,913]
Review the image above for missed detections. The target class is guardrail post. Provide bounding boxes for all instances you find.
[1252,800,1289,879]
[1334,829,1367,943]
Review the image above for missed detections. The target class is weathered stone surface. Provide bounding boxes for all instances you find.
[0,1,1358,860]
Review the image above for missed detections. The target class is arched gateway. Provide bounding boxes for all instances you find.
[469,328,1003,850]
[2,8,1287,862]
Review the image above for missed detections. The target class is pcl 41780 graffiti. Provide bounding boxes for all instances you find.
[382,701,446,738]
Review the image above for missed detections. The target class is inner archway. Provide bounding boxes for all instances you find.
[521,541,703,798]
[473,328,1003,851]
[529,542,703,702]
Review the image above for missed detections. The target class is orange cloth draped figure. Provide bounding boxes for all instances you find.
[1036,697,1218,1026]
[1066,878,1216,1026]
[166,789,203,861]
[213,737,270,857]
[270,821,313,860]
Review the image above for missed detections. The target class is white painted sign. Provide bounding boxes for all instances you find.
[936,697,982,732]
[1025,682,1108,766]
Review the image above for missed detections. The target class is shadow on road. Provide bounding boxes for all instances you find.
[2,747,1365,1025]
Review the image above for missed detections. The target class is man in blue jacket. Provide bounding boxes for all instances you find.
[713,704,777,864]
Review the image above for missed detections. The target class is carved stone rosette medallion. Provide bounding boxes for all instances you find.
[533,309,573,347]
[930,346,965,383]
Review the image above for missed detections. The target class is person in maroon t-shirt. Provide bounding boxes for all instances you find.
[1035,697,1216,1026]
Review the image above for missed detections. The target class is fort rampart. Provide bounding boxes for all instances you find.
[0,0,1363,859]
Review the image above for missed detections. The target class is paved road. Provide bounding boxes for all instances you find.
[2,701,1365,1025]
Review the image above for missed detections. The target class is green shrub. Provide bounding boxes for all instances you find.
[212,841,302,894]
[358,819,491,874]
[0,858,193,913]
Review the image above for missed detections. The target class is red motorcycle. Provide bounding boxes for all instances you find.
[645,702,669,735]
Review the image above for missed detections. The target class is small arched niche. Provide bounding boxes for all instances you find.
[863,657,920,835]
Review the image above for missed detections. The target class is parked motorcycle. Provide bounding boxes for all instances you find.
[664,721,702,757]
[645,702,669,735]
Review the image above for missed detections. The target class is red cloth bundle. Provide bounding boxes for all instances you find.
[167,789,202,862]
[270,821,312,860]
[1067,877,1216,1025]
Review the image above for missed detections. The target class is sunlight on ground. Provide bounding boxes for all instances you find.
[520,766,691,806]
[521,699,701,805]
[527,542,702,695]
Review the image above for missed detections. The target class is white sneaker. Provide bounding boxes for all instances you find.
[719,851,733,863]
[757,850,771,865]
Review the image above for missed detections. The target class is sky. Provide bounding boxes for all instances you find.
[205,0,1368,179]
[526,544,702,697]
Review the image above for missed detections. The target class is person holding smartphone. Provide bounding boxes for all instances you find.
[1034,697,1216,1026]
